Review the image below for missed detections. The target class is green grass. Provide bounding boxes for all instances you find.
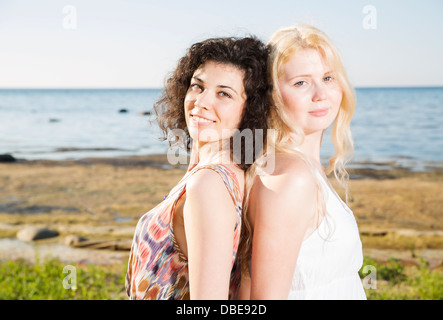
[0,256,441,300]
[0,258,127,300]
[360,256,443,300]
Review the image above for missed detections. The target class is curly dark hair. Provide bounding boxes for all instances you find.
[153,36,272,171]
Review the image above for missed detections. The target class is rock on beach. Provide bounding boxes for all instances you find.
[63,235,88,246]
[16,226,59,242]
[0,154,16,162]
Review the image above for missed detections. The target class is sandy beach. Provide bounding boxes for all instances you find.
[0,154,442,270]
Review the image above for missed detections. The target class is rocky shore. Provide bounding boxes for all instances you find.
[0,154,442,269]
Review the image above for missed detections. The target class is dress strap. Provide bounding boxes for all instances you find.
[189,164,243,212]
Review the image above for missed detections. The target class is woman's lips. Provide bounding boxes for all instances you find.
[190,114,216,126]
[309,108,329,117]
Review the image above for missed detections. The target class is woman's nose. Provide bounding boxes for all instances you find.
[194,90,212,110]
[312,84,327,102]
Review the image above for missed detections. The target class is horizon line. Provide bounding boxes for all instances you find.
[1,85,443,90]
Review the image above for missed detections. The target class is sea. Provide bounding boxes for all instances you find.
[0,87,442,171]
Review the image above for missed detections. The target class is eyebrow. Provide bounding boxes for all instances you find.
[192,76,239,95]
[219,85,238,95]
[192,76,204,83]
[288,74,312,80]
[288,71,333,81]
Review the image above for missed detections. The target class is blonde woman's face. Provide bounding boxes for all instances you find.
[184,61,246,147]
[278,48,342,135]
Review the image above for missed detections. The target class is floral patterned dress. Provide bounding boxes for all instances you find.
[125,164,242,300]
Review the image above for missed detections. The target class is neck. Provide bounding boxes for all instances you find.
[187,139,232,171]
[291,130,324,168]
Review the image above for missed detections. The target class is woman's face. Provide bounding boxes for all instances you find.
[184,61,246,146]
[278,48,343,135]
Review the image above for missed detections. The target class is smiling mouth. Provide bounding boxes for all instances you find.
[190,114,216,124]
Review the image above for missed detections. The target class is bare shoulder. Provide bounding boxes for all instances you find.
[185,167,237,225]
[186,167,226,194]
[249,152,318,228]
[188,164,244,196]
[258,152,317,192]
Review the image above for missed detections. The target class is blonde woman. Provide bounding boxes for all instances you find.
[239,25,366,300]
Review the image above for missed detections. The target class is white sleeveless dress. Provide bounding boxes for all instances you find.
[287,165,367,300]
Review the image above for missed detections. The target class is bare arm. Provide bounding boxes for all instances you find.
[249,158,317,299]
[184,169,238,299]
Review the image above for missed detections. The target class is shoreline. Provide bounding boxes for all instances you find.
[3,152,443,178]
[0,153,442,268]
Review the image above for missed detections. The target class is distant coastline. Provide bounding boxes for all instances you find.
[1,86,443,90]
[1,87,442,169]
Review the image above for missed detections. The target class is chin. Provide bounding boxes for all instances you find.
[194,131,220,143]
[304,124,332,135]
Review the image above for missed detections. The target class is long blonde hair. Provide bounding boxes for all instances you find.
[267,24,355,186]
[238,24,356,273]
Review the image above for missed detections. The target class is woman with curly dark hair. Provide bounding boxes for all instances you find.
[126,36,271,300]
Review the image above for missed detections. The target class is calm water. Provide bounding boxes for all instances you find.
[0,88,442,170]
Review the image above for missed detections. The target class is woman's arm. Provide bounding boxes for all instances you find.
[249,157,317,299]
[184,168,238,299]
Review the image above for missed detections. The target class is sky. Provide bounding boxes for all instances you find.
[0,0,442,88]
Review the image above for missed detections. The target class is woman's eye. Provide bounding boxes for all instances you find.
[218,91,232,98]
[294,81,306,87]
[190,83,203,91]
[324,76,333,82]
